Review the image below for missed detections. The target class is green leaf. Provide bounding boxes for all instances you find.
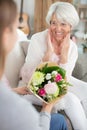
[41,65,66,78]
[57,67,66,79]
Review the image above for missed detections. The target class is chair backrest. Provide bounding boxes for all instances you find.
[5,40,30,87]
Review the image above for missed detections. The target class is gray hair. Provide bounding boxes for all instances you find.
[46,2,79,29]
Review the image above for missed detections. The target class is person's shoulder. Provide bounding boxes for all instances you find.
[69,39,78,56]
[70,39,77,49]
[0,81,13,101]
[0,81,9,92]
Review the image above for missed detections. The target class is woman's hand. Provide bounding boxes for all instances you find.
[42,29,54,62]
[41,98,61,113]
[13,86,31,95]
[47,29,54,53]
[59,33,70,64]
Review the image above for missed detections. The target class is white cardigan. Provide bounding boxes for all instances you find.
[21,29,78,83]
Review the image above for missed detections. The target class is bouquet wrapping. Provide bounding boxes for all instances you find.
[27,62,71,104]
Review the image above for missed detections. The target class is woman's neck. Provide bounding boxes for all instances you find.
[52,41,63,55]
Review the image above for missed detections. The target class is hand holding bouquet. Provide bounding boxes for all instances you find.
[27,62,71,104]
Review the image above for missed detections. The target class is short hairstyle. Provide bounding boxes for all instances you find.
[46,2,79,29]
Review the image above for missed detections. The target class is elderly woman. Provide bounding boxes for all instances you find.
[0,0,69,130]
[20,2,87,130]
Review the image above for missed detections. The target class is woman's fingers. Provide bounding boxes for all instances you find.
[47,30,54,52]
[13,86,32,95]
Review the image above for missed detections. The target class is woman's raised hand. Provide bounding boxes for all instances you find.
[47,29,54,53]
[42,29,54,61]
[59,33,70,64]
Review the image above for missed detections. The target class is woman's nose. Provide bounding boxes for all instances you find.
[55,24,62,31]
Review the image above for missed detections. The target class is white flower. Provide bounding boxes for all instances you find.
[48,80,51,84]
[46,73,51,80]
[51,71,58,75]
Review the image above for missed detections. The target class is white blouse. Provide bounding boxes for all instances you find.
[21,29,78,84]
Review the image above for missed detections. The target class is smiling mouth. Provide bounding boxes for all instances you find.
[55,32,64,37]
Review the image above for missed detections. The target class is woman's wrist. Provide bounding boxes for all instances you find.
[59,54,68,64]
[41,103,53,113]
[42,51,53,62]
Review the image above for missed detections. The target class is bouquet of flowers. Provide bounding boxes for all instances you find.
[27,62,71,104]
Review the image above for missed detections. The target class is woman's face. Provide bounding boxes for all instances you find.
[50,14,71,43]
[4,17,18,55]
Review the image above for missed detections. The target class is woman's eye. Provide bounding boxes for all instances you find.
[61,23,67,26]
[50,21,56,25]
[50,21,68,27]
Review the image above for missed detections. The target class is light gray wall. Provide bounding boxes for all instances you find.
[14,0,35,33]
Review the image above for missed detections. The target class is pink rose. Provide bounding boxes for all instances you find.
[44,82,58,94]
[55,74,62,82]
[38,88,46,96]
